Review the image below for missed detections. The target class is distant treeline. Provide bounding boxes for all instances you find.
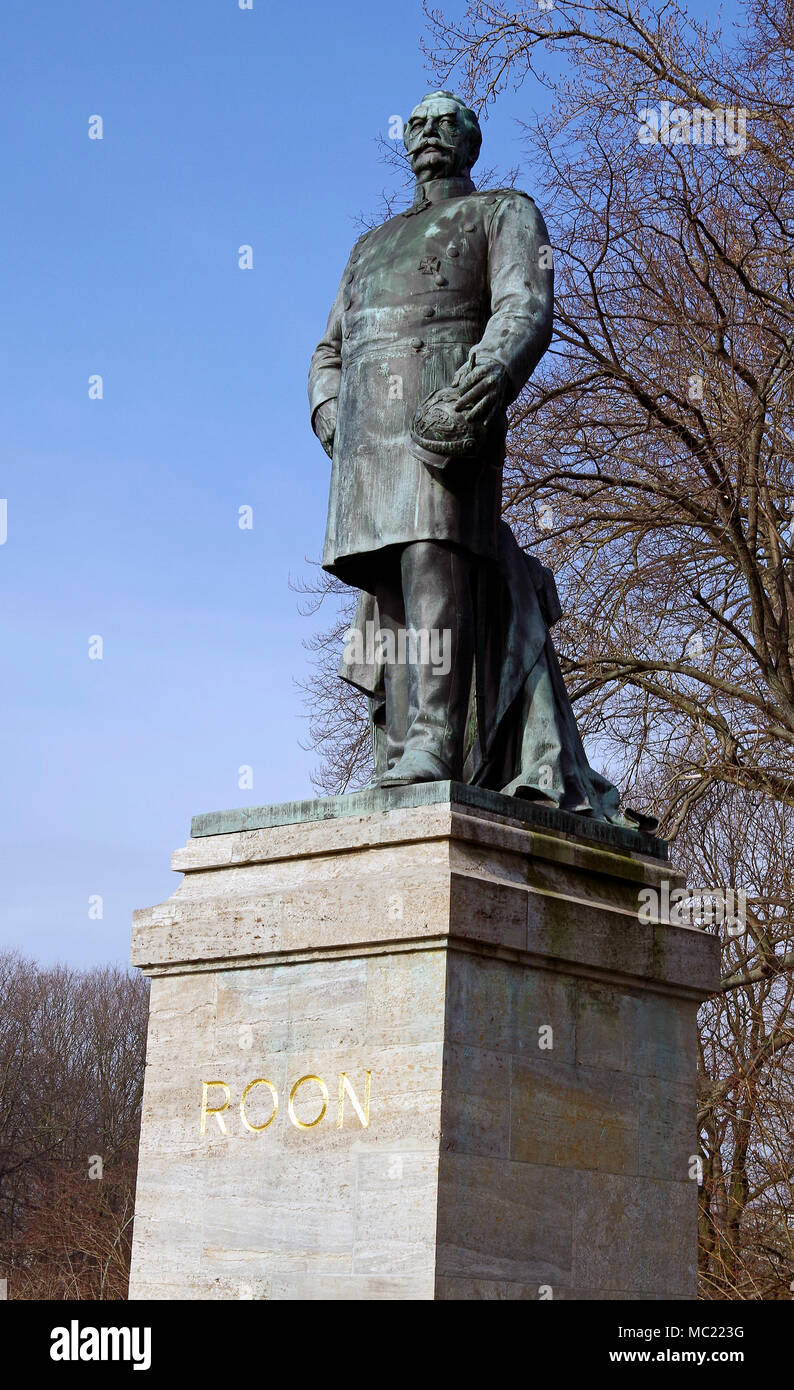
[0,952,148,1300]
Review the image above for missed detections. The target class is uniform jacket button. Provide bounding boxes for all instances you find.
[423,307,435,319]
[434,273,447,286]
[410,337,424,350]
[447,245,459,257]
[464,222,476,232]
[344,296,353,310]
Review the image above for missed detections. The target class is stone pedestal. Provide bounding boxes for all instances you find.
[128,784,719,1301]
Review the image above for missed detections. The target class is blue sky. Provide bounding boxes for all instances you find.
[0,0,737,968]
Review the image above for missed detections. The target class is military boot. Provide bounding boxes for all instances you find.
[380,541,473,786]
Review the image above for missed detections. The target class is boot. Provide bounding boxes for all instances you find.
[369,581,410,787]
[380,542,473,786]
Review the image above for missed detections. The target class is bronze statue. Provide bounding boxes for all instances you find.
[309,91,653,828]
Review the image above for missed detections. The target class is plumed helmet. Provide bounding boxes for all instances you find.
[410,386,491,470]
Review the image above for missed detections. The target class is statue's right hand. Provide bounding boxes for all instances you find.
[313,400,338,459]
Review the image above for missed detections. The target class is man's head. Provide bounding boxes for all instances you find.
[404,91,482,183]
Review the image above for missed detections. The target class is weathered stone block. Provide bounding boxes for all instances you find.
[129,786,718,1300]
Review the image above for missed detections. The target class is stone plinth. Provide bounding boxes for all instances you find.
[128,784,719,1301]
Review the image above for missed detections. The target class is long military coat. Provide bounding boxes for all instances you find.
[308,175,553,592]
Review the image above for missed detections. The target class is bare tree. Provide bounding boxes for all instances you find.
[0,953,148,1300]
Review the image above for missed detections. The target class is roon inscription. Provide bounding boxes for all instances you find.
[200,1072,372,1135]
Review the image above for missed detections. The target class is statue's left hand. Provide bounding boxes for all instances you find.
[450,359,508,426]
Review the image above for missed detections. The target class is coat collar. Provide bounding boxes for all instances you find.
[405,175,476,215]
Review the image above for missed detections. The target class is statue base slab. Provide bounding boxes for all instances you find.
[128,787,718,1301]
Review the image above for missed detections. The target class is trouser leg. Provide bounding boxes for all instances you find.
[381,540,474,783]
[374,568,409,771]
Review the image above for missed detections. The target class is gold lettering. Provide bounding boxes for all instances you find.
[200,1080,231,1134]
[240,1077,278,1133]
[288,1074,329,1129]
[337,1071,371,1128]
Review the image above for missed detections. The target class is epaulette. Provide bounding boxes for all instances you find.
[475,187,535,202]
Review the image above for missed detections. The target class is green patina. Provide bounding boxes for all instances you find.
[190,780,667,860]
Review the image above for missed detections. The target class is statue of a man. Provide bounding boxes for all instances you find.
[309,90,652,828]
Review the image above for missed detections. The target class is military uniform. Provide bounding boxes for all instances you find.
[306,167,656,826]
[308,175,553,593]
